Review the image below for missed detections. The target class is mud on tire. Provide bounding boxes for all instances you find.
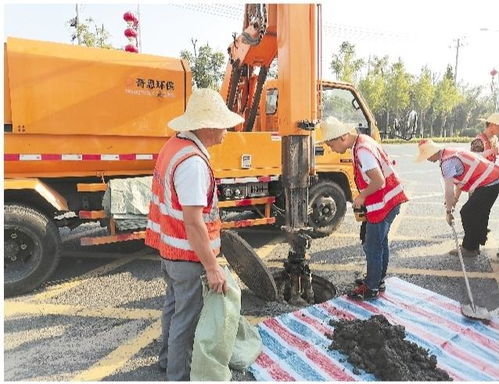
[4,204,61,297]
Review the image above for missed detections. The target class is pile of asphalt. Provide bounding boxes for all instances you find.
[327,315,452,381]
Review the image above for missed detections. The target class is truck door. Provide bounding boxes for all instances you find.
[321,85,371,136]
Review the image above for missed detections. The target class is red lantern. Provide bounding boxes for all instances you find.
[123,11,137,23]
[124,28,138,38]
[491,68,498,77]
[124,44,139,53]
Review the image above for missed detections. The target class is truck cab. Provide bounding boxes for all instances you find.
[251,78,381,235]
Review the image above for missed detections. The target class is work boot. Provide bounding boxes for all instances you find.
[354,278,386,292]
[347,283,379,300]
[449,246,479,257]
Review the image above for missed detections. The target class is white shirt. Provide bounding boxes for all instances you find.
[356,148,380,182]
[168,132,212,207]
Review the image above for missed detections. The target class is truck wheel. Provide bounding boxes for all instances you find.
[4,204,61,297]
[308,180,346,238]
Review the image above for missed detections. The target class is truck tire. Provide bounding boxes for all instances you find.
[4,204,61,297]
[308,180,346,238]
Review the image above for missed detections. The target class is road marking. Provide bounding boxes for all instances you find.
[255,235,285,260]
[244,315,270,325]
[5,302,161,320]
[408,192,443,200]
[264,261,497,279]
[4,325,68,351]
[30,253,141,301]
[71,319,161,381]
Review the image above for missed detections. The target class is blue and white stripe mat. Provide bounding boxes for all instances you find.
[248,277,499,381]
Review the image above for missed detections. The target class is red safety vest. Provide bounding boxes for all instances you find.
[474,132,496,163]
[145,136,221,262]
[440,148,499,193]
[353,134,408,223]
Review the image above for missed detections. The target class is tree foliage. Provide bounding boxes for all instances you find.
[331,42,495,138]
[330,41,365,84]
[180,39,225,89]
[68,16,112,49]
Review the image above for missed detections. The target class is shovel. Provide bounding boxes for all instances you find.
[450,222,491,321]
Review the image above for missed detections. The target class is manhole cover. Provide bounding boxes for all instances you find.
[221,230,278,301]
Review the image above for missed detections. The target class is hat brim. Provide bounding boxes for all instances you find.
[168,110,244,132]
[414,147,441,163]
[414,154,428,163]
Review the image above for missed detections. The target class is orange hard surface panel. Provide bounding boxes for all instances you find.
[6,37,188,137]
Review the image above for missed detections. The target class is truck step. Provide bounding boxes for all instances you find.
[79,210,107,219]
[76,183,108,192]
[222,217,276,229]
[80,230,145,246]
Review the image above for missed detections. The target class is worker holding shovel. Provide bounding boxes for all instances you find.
[414,139,499,257]
[318,116,408,300]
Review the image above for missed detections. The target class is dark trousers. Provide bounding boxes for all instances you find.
[460,183,499,251]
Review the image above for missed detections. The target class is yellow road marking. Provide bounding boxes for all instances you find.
[71,319,161,381]
[389,201,408,237]
[255,235,285,260]
[4,325,68,351]
[30,254,140,301]
[5,302,161,320]
[264,261,497,279]
[244,315,269,325]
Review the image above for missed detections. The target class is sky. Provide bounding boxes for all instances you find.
[3,1,499,89]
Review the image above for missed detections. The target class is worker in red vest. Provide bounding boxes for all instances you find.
[145,88,244,380]
[471,112,499,163]
[415,139,499,257]
[318,116,408,300]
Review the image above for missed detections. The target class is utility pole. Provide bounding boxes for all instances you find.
[75,4,81,45]
[136,4,142,52]
[452,37,465,83]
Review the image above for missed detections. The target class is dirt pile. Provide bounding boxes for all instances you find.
[327,315,452,381]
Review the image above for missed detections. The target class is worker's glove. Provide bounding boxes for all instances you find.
[446,211,454,227]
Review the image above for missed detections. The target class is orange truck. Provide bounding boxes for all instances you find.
[4,6,381,296]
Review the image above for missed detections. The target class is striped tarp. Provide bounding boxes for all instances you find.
[248,277,499,381]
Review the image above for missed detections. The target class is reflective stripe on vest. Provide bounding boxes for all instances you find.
[440,148,499,193]
[145,136,221,262]
[353,135,408,223]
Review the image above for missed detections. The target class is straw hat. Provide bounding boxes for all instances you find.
[414,139,442,163]
[316,116,356,144]
[168,88,244,132]
[479,112,499,125]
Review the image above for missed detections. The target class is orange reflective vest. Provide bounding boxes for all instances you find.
[474,133,497,163]
[145,136,221,262]
[353,134,408,223]
[440,148,499,193]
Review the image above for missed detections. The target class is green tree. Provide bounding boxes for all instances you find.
[180,39,225,89]
[385,59,412,133]
[358,55,389,133]
[412,66,435,137]
[68,16,112,48]
[432,66,462,137]
[330,41,365,84]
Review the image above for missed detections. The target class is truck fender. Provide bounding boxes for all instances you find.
[4,178,69,211]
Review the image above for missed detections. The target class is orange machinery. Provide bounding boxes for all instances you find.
[4,5,381,297]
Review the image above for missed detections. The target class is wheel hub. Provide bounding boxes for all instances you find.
[311,195,336,225]
[4,228,34,265]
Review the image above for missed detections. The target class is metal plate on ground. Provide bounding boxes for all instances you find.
[221,230,278,301]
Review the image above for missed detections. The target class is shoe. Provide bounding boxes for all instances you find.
[354,278,386,292]
[348,283,379,300]
[449,246,479,257]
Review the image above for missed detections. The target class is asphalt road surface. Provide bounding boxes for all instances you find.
[4,143,498,381]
